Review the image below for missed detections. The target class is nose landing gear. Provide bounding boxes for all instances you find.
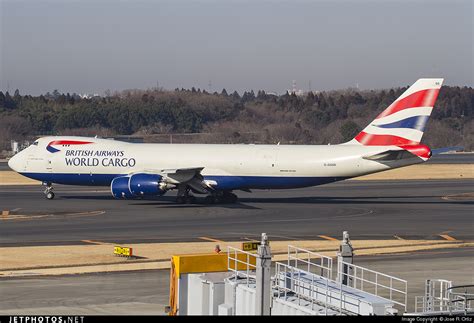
[43,182,55,200]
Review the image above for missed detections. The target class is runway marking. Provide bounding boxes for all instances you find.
[318,235,338,241]
[325,208,374,219]
[242,237,259,242]
[81,240,114,245]
[441,192,474,201]
[0,189,111,194]
[394,235,405,240]
[439,234,457,241]
[0,210,105,221]
[1,208,21,219]
[198,236,224,242]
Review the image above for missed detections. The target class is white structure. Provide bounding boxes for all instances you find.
[411,279,473,315]
[11,140,19,154]
[169,232,414,316]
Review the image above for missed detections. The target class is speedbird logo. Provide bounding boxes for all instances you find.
[46,140,93,153]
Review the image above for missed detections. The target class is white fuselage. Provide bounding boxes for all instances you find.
[8,136,423,191]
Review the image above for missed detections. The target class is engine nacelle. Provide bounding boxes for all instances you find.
[129,173,167,197]
[111,173,168,199]
[111,176,134,199]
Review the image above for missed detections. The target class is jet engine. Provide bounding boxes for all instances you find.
[110,176,134,199]
[129,173,167,197]
[111,173,168,199]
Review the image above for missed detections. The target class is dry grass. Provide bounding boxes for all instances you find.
[354,164,473,180]
[0,172,39,185]
[0,239,471,277]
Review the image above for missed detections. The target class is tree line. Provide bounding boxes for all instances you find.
[0,84,472,152]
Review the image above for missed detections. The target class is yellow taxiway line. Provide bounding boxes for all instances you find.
[439,234,457,241]
[198,236,224,243]
[318,235,338,241]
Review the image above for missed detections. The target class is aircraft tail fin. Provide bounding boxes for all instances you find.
[346,78,443,146]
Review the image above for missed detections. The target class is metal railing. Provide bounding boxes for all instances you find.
[415,296,453,313]
[415,282,474,314]
[415,294,473,314]
[274,262,371,315]
[425,279,451,313]
[287,245,333,280]
[227,246,257,287]
[337,259,407,312]
[447,285,474,313]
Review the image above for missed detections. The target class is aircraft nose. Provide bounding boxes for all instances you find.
[8,154,22,172]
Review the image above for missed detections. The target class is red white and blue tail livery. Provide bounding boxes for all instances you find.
[8,78,446,203]
[350,78,443,147]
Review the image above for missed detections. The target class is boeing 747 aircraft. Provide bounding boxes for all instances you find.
[8,78,444,203]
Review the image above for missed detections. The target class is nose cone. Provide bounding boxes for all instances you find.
[8,154,22,172]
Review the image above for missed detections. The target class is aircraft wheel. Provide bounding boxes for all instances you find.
[204,195,216,204]
[227,193,238,203]
[185,196,196,204]
[219,192,238,204]
[222,192,238,203]
[46,192,55,200]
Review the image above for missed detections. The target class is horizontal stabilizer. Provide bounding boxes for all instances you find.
[363,149,415,162]
[431,146,463,155]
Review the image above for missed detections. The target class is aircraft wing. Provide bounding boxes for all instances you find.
[141,167,214,194]
[160,167,204,183]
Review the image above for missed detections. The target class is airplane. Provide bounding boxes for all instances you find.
[8,78,446,204]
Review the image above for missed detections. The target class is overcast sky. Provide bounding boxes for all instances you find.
[1,0,472,95]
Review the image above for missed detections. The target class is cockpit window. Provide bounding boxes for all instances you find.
[32,141,39,146]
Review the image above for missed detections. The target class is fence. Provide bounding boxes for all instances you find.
[227,246,257,287]
[337,259,407,312]
[287,245,333,280]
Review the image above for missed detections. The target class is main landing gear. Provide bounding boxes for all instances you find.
[175,185,196,204]
[175,186,238,204]
[43,182,55,200]
[203,191,238,204]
